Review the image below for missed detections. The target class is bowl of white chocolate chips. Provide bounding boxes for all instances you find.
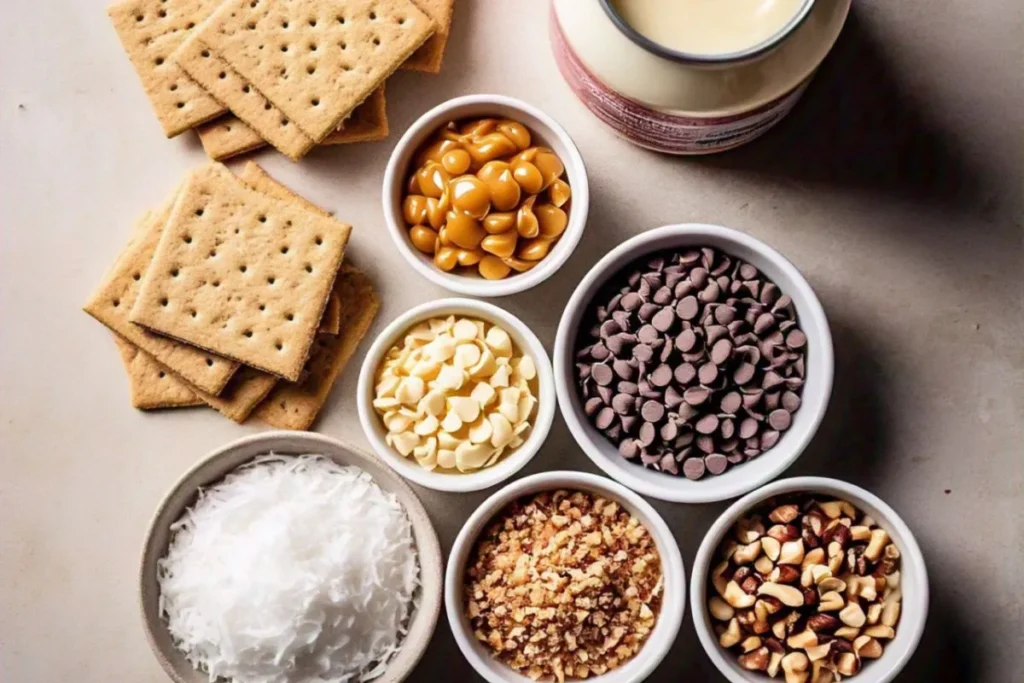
[357,298,555,492]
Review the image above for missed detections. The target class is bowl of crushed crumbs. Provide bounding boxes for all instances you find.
[444,471,686,683]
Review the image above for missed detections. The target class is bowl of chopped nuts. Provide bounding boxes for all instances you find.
[690,477,928,683]
[445,470,686,683]
[356,297,556,493]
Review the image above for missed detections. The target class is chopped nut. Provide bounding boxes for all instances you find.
[853,635,883,659]
[735,516,766,544]
[849,525,871,542]
[708,596,735,621]
[805,642,832,662]
[758,582,805,607]
[755,555,776,576]
[725,580,757,608]
[734,540,762,565]
[779,540,805,565]
[819,591,845,612]
[738,646,771,671]
[817,577,847,594]
[802,547,826,569]
[863,624,895,639]
[761,536,782,561]
[782,651,809,673]
[881,595,901,627]
[768,651,784,677]
[768,524,800,543]
[774,565,801,584]
[834,625,861,641]
[769,504,800,524]
[786,629,818,649]
[839,603,866,628]
[720,617,743,648]
[741,635,763,653]
[806,613,841,633]
[835,652,860,676]
[817,501,844,519]
[712,561,730,597]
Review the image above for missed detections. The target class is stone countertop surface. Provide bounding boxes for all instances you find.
[1,1,1020,681]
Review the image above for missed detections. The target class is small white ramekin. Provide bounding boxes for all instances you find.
[690,477,929,683]
[381,94,589,298]
[445,471,686,683]
[356,298,555,492]
[553,223,834,503]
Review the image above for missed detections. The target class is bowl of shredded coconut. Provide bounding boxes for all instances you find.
[140,431,443,683]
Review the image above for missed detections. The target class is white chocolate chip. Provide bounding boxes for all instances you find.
[437,431,460,450]
[454,343,482,369]
[470,382,496,407]
[455,442,493,471]
[437,448,456,469]
[414,414,439,436]
[469,348,497,377]
[468,417,493,444]
[441,411,463,433]
[489,413,514,448]
[390,432,420,456]
[485,326,513,356]
[453,319,480,341]
[517,354,537,380]
[449,396,481,423]
[490,364,511,388]
[436,364,465,391]
[419,390,446,416]
[395,376,425,405]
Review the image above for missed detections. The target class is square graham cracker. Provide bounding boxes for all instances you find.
[173,32,316,159]
[197,0,433,141]
[319,293,342,334]
[113,335,203,409]
[107,0,227,136]
[254,264,378,430]
[196,86,387,160]
[84,189,240,394]
[129,163,351,381]
[403,0,453,73]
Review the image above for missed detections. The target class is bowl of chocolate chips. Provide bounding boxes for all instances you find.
[553,224,833,503]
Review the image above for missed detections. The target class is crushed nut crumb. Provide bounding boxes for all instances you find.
[463,490,663,681]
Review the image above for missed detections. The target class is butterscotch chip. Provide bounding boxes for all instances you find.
[107,0,228,136]
[83,187,240,395]
[129,163,350,381]
[195,0,433,142]
[112,335,202,409]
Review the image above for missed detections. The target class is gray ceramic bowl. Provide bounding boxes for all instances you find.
[139,431,444,683]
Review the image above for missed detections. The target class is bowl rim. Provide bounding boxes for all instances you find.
[381,93,590,298]
[597,0,817,66]
[689,476,930,683]
[356,297,556,492]
[138,430,444,683]
[444,470,687,683]
[553,223,834,503]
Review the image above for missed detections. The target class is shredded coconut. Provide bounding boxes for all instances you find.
[158,454,419,683]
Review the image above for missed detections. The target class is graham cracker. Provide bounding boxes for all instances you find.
[197,0,433,142]
[192,365,279,422]
[195,86,388,160]
[254,264,378,430]
[403,0,454,73]
[319,293,342,334]
[129,163,351,381]
[173,32,316,159]
[195,116,267,161]
[322,84,389,145]
[84,189,240,395]
[237,160,331,216]
[107,0,227,136]
[113,336,203,409]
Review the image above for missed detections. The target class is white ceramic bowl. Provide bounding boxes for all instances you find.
[690,477,929,683]
[381,94,590,297]
[553,224,834,503]
[445,471,687,683]
[357,298,556,492]
[140,431,443,683]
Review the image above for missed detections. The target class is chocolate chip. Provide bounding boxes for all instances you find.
[660,421,678,441]
[760,430,780,449]
[763,370,785,390]
[592,364,613,386]
[590,344,610,361]
[705,453,729,474]
[611,393,634,415]
[720,391,742,414]
[649,364,673,387]
[633,343,654,362]
[683,386,710,405]
[640,400,665,423]
[705,324,728,345]
[683,457,706,480]
[733,362,755,385]
[595,407,615,429]
[690,267,709,289]
[620,415,638,433]
[696,435,716,454]
[738,417,758,439]
[665,385,685,408]
[618,381,639,395]
[584,397,604,417]
[675,329,697,352]
[638,422,656,446]
[768,409,792,431]
[781,390,802,412]
[599,320,620,338]
[698,362,719,385]
[676,296,699,320]
[596,385,613,404]
[786,329,807,349]
[638,302,660,321]
[612,359,635,380]
[710,338,733,365]
[695,414,719,434]
[720,418,735,439]
[612,310,631,329]
[739,263,758,280]
[618,440,639,459]
[637,324,659,344]
[653,286,673,305]
[760,282,779,306]
[661,454,679,475]
[620,292,642,311]
[652,307,676,332]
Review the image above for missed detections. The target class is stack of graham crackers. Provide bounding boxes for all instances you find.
[107,0,453,160]
[84,161,379,430]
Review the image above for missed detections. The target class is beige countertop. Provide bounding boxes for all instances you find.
[1,1,1021,681]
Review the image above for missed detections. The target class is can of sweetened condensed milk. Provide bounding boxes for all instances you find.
[551,0,851,154]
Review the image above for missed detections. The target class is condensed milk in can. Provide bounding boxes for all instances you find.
[550,0,852,154]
